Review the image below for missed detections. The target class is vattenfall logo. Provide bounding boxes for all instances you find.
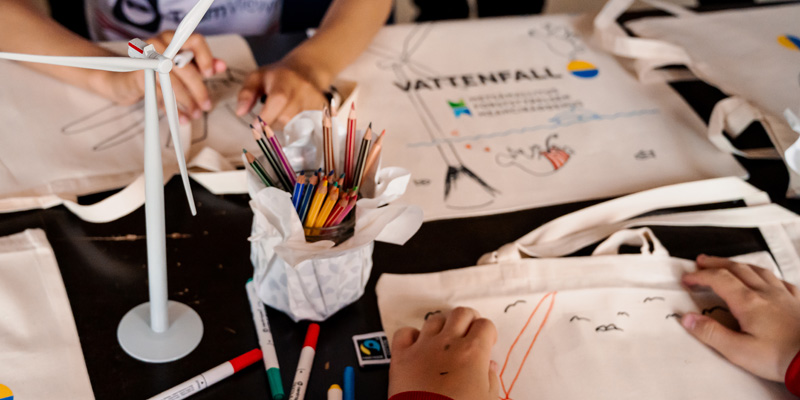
[0,384,13,400]
[393,67,563,92]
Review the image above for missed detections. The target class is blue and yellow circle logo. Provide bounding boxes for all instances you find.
[778,34,800,51]
[567,60,599,79]
[0,384,13,400]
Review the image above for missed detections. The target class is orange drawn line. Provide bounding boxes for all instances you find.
[500,292,557,400]
[499,291,557,398]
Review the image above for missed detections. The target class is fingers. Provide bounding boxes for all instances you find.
[441,307,481,337]
[681,312,756,368]
[392,327,420,352]
[259,92,289,127]
[683,264,755,307]
[420,312,447,338]
[237,71,264,116]
[696,255,768,290]
[171,62,211,112]
[488,360,500,398]
[168,76,202,120]
[466,317,498,348]
[158,32,216,78]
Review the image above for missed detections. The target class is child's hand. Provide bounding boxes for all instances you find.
[681,255,800,381]
[388,307,499,400]
[100,31,226,123]
[235,52,328,129]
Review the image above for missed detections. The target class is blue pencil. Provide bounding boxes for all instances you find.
[292,172,306,210]
[299,169,321,222]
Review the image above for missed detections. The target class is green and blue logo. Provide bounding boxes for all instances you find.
[448,100,472,117]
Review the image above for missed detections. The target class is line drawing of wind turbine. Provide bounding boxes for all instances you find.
[366,24,499,210]
[0,0,215,363]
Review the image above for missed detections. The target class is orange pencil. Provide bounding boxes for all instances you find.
[313,185,339,229]
[304,178,328,229]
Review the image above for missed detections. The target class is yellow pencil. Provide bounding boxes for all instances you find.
[314,185,340,228]
[304,178,328,229]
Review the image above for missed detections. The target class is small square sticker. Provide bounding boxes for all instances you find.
[352,331,391,367]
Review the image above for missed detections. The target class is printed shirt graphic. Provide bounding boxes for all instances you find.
[85,0,281,41]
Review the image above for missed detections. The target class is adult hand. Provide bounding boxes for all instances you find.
[681,255,800,381]
[236,57,328,129]
[102,31,227,124]
[388,307,500,400]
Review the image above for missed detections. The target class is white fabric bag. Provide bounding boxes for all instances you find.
[594,1,800,197]
[377,177,800,400]
[0,229,95,399]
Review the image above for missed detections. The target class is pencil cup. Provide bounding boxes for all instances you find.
[244,112,423,321]
[304,212,356,245]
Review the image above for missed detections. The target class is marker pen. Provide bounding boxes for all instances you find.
[288,323,320,400]
[146,349,262,400]
[246,279,285,400]
[343,366,355,400]
[328,384,343,400]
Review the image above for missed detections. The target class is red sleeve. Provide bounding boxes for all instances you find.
[389,391,454,400]
[786,349,800,397]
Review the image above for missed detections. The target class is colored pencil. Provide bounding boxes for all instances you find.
[344,103,356,189]
[324,196,349,227]
[292,172,306,210]
[299,173,319,222]
[337,173,345,189]
[332,191,358,226]
[362,129,386,180]
[262,123,297,187]
[323,106,335,175]
[313,185,339,229]
[352,123,373,191]
[304,178,328,229]
[245,150,274,188]
[251,124,291,190]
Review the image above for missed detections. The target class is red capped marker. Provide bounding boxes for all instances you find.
[147,349,262,400]
[288,323,320,400]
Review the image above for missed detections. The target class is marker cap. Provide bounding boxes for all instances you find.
[303,323,320,350]
[230,349,263,372]
[267,368,285,400]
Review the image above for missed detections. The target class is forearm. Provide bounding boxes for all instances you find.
[283,0,392,89]
[0,0,120,98]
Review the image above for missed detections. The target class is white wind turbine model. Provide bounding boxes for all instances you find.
[0,0,215,362]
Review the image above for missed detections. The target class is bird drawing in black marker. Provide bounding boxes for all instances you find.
[665,313,681,320]
[424,310,442,320]
[504,300,527,313]
[617,312,629,317]
[702,306,730,316]
[570,315,591,322]
[643,296,665,303]
[595,324,623,332]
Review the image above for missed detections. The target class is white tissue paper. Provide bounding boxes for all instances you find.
[247,110,423,321]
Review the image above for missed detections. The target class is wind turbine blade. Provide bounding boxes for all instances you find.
[0,52,158,72]
[163,0,215,59]
[158,72,197,216]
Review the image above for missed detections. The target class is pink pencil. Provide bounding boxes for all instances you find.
[261,123,297,187]
[332,191,358,226]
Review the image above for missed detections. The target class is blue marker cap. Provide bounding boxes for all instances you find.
[344,366,355,400]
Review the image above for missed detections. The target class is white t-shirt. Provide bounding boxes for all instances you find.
[85,0,282,41]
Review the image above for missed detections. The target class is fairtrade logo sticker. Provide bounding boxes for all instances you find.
[448,100,472,117]
[0,384,13,400]
[358,338,385,360]
[778,34,800,51]
[567,60,599,79]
